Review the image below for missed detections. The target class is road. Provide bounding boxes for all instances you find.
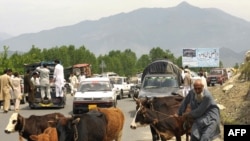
[0,94,152,141]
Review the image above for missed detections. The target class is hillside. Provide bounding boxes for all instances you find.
[210,73,250,125]
[0,2,249,67]
[171,72,250,141]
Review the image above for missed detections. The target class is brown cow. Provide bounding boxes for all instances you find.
[131,95,191,141]
[29,127,58,141]
[131,102,192,141]
[94,107,125,141]
[5,112,65,141]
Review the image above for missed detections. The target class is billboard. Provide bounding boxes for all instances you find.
[182,48,219,67]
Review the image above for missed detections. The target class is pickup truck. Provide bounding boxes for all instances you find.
[109,76,135,99]
[206,68,228,86]
[138,59,183,99]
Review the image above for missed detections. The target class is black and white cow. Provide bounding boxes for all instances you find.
[4,112,65,141]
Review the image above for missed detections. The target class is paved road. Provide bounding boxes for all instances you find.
[0,94,152,141]
[0,94,224,141]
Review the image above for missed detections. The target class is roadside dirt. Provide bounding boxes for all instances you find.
[208,73,250,141]
[171,73,250,141]
[209,73,250,125]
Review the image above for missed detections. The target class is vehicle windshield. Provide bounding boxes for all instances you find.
[210,70,222,75]
[79,81,112,92]
[110,77,123,84]
[142,76,178,89]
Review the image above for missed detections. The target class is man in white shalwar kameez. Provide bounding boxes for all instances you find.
[53,60,65,102]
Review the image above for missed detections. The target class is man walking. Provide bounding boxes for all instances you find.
[36,63,51,101]
[0,69,14,113]
[69,72,78,95]
[24,69,35,105]
[53,59,64,104]
[182,69,192,96]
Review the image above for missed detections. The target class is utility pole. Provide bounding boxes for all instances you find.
[99,60,106,73]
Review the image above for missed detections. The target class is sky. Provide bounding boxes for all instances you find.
[1,0,250,36]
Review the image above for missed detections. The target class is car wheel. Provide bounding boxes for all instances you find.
[119,90,123,100]
[220,79,224,85]
[128,93,131,98]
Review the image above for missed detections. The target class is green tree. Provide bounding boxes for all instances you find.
[234,63,239,69]
[136,54,150,73]
[121,49,137,77]
[219,61,223,68]
[149,47,166,61]
[0,46,10,73]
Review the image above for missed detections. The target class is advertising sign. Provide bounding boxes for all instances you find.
[182,48,219,67]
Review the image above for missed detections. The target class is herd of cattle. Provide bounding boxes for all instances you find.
[4,95,193,141]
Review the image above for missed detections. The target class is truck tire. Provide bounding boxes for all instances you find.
[117,91,122,100]
[120,90,124,99]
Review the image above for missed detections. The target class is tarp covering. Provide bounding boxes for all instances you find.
[73,63,90,68]
[141,59,182,85]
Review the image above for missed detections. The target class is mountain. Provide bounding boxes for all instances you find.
[0,2,249,67]
[0,32,13,41]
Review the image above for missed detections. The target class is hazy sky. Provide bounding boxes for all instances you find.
[1,0,250,36]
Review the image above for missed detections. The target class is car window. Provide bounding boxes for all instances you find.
[210,70,222,75]
[79,81,111,91]
[110,78,123,84]
[162,78,178,87]
[143,76,178,88]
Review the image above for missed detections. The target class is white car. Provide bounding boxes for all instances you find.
[73,77,117,114]
[109,76,133,99]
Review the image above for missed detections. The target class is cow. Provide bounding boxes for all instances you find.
[94,107,125,141]
[4,112,65,141]
[131,100,192,141]
[29,127,58,141]
[131,95,191,141]
[52,110,107,141]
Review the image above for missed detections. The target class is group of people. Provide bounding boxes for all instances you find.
[24,59,65,106]
[181,66,207,97]
[0,59,65,113]
[179,66,221,141]
[68,71,86,95]
[0,69,22,113]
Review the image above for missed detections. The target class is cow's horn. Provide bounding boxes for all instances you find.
[73,118,80,124]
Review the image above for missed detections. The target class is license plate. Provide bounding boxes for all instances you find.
[211,80,217,83]
[88,104,97,110]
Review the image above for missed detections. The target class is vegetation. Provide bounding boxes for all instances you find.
[239,61,250,81]
[0,45,182,76]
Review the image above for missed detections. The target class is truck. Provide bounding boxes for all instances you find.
[109,76,135,99]
[137,59,183,99]
[206,68,228,86]
[64,63,92,81]
[24,61,66,109]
